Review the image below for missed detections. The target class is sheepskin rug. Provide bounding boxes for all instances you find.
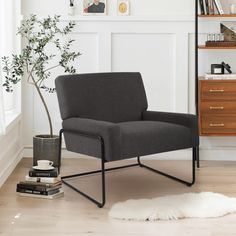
[109,192,236,221]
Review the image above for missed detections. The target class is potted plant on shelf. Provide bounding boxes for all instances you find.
[1,15,81,166]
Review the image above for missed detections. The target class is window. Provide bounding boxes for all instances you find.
[0,0,21,131]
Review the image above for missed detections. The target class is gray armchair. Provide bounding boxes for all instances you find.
[55,72,199,208]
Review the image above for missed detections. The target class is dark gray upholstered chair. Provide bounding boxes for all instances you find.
[55,72,199,208]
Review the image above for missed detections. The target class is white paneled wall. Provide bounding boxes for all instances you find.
[21,0,236,160]
[112,33,175,112]
[0,117,23,188]
[21,0,195,16]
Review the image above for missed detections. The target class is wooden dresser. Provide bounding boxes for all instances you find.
[199,79,236,136]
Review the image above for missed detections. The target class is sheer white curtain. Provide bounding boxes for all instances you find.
[0,0,21,135]
[0,76,5,135]
[0,0,6,135]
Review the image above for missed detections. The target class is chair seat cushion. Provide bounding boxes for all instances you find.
[118,121,193,159]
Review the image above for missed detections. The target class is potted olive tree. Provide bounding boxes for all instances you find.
[2,15,81,166]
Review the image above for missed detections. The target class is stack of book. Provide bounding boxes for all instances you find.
[199,0,224,15]
[16,167,64,199]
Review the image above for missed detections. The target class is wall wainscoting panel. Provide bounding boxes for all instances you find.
[111,33,175,111]
[0,118,23,188]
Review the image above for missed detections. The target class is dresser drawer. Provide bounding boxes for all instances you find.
[200,102,236,114]
[201,115,236,134]
[201,81,236,101]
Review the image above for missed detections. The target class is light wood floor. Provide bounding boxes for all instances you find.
[1,158,236,236]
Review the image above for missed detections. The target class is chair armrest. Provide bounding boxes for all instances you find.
[62,118,122,161]
[143,111,199,145]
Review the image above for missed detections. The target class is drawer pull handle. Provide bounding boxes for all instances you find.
[209,89,224,93]
[209,106,224,110]
[210,123,225,127]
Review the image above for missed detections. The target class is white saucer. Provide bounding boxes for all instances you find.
[33,166,54,171]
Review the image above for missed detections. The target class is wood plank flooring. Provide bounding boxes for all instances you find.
[0,158,236,236]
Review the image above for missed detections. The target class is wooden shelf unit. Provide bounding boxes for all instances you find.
[198,45,236,49]
[198,14,236,17]
[195,0,236,137]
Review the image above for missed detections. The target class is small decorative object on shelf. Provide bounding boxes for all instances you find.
[117,0,130,16]
[211,64,225,74]
[83,0,106,15]
[68,0,75,15]
[222,62,232,74]
[211,62,232,75]
[204,33,236,47]
[230,4,236,14]
[221,22,236,42]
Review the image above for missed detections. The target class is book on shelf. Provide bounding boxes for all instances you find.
[205,0,210,15]
[199,0,220,15]
[204,73,236,80]
[209,0,215,15]
[199,0,205,15]
[17,189,64,199]
[25,175,61,184]
[29,167,59,177]
[214,0,224,15]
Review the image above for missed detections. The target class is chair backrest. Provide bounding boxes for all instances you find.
[55,72,148,123]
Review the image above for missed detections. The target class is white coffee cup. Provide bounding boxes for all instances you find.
[37,160,53,169]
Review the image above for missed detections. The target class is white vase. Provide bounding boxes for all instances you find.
[230,4,236,14]
[68,5,75,16]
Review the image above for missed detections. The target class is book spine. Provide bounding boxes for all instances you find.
[214,0,224,14]
[29,171,58,177]
[17,183,61,192]
[199,0,205,15]
[210,0,215,14]
[20,182,52,188]
[20,181,62,188]
[18,190,64,199]
[205,0,209,14]
[25,175,61,183]
[17,187,60,195]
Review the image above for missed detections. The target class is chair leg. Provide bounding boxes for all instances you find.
[58,129,63,173]
[196,146,200,168]
[58,129,139,208]
[59,129,106,208]
[62,156,106,208]
[137,147,196,187]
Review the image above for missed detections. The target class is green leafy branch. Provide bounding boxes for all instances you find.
[2,15,81,136]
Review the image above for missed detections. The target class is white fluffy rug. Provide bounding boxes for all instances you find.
[109,192,236,221]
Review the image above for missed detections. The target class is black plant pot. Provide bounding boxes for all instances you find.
[33,135,60,167]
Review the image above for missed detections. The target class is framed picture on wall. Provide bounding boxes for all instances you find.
[117,0,130,15]
[83,0,106,15]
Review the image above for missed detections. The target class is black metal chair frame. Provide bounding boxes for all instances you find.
[59,129,199,208]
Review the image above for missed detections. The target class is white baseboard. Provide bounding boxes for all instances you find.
[0,148,23,188]
[23,147,236,161]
